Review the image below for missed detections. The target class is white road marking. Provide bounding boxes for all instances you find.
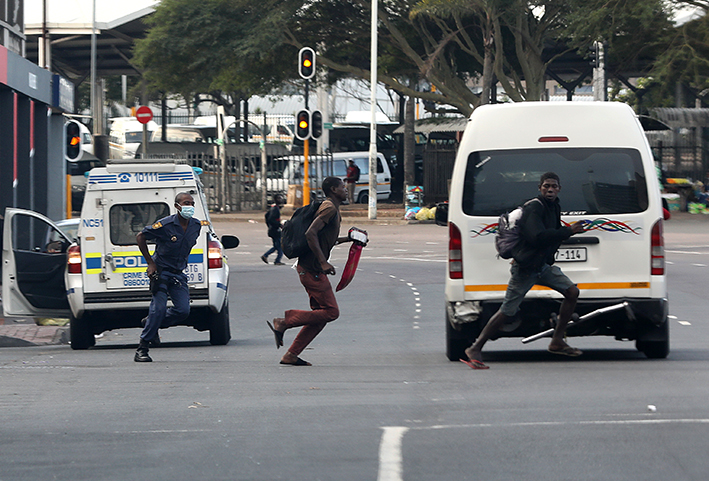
[692,263,707,267]
[668,315,677,319]
[377,427,409,481]
[362,256,447,263]
[378,417,709,478]
[678,321,692,326]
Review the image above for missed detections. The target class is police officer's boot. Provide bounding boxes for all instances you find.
[134,339,152,362]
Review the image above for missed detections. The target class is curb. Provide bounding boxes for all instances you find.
[0,323,69,348]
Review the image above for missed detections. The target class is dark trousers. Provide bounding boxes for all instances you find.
[263,236,283,263]
[141,271,190,342]
[284,265,340,355]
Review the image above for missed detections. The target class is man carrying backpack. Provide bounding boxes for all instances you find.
[462,172,585,370]
[266,177,355,366]
[345,159,360,204]
[261,194,285,265]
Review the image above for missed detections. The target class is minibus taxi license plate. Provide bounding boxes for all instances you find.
[555,247,587,262]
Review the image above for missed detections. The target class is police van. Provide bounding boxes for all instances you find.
[444,102,668,361]
[2,160,239,349]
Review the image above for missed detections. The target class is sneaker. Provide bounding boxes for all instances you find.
[260,255,268,264]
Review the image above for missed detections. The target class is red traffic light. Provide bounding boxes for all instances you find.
[295,110,311,140]
[298,47,316,80]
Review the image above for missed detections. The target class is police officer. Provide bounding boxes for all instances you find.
[134,192,202,362]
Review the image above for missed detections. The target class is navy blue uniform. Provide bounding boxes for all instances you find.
[140,214,202,342]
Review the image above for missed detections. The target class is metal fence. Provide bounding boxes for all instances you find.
[139,144,334,211]
[646,129,709,181]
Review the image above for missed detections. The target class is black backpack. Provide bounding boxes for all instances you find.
[281,201,323,259]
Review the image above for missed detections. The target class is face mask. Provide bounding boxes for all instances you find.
[179,206,195,219]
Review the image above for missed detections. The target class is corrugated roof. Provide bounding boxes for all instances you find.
[652,108,709,128]
[393,117,468,134]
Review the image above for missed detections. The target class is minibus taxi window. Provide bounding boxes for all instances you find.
[462,148,648,216]
[109,203,170,245]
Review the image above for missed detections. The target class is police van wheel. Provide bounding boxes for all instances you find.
[209,302,231,346]
[446,309,469,362]
[70,313,96,350]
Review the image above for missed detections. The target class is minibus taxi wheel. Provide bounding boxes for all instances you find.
[70,312,96,350]
[636,319,670,359]
[209,301,231,346]
[357,191,369,204]
[446,308,471,361]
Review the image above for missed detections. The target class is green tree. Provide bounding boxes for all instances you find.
[650,1,709,103]
[133,0,295,116]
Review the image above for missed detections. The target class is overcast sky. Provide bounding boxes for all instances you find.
[25,0,158,27]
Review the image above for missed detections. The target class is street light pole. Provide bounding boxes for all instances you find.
[368,0,378,219]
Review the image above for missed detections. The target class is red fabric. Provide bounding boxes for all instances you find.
[336,243,363,291]
[284,265,340,355]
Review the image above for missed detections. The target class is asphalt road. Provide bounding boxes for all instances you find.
[1,215,708,481]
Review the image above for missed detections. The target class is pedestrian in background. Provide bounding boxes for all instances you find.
[261,194,285,266]
[135,192,203,362]
[267,177,356,366]
[345,159,360,204]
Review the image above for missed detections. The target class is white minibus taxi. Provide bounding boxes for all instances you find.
[445,102,668,360]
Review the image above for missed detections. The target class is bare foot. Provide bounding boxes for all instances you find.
[272,317,286,332]
[280,351,312,366]
[464,346,483,363]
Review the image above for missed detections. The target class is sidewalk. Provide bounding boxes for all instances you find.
[0,317,69,348]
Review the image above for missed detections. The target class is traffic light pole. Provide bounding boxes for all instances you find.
[303,79,310,205]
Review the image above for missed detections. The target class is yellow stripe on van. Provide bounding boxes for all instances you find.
[85,252,103,274]
[464,281,650,292]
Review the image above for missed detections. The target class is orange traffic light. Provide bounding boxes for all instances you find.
[295,110,311,140]
[298,47,316,80]
[64,120,83,161]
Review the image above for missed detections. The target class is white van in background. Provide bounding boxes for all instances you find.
[260,151,392,204]
[444,102,668,361]
[78,122,94,155]
[108,117,158,159]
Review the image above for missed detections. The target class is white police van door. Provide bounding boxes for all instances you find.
[1,208,73,318]
[101,192,209,291]
[101,193,173,290]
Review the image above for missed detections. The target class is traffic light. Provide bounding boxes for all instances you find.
[311,110,323,139]
[298,47,316,80]
[64,120,83,161]
[295,110,311,140]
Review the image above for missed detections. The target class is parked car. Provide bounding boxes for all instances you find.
[258,151,392,204]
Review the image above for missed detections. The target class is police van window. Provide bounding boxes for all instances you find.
[10,214,69,253]
[109,203,170,246]
[462,148,648,216]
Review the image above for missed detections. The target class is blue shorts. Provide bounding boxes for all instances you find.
[500,263,575,316]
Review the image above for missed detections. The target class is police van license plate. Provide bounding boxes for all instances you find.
[183,263,205,284]
[555,247,587,262]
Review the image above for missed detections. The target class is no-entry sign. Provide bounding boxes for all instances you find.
[136,106,153,124]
